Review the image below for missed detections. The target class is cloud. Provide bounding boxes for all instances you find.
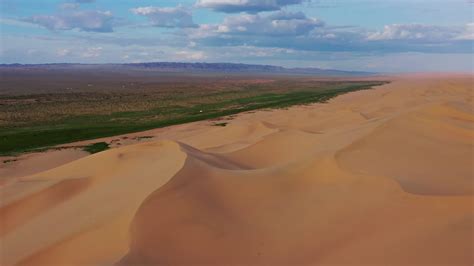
[367,24,463,41]
[131,6,197,28]
[82,47,103,58]
[196,0,308,13]
[60,3,80,10]
[455,23,474,40]
[364,24,473,53]
[76,0,95,3]
[0,17,43,29]
[57,48,72,57]
[186,11,360,52]
[175,50,207,60]
[25,10,115,32]
[187,16,473,55]
[212,45,296,59]
[195,11,323,37]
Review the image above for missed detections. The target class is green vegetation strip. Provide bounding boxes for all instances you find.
[213,122,228,127]
[82,142,110,154]
[0,81,386,156]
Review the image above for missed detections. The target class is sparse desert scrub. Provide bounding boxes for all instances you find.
[0,70,386,155]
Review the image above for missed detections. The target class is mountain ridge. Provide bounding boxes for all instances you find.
[0,62,376,76]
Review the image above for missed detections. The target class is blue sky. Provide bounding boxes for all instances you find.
[1,0,473,72]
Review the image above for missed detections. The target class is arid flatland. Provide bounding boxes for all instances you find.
[0,67,385,155]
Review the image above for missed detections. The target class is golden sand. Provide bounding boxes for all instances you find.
[0,75,472,265]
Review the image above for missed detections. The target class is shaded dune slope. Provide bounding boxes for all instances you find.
[0,76,473,266]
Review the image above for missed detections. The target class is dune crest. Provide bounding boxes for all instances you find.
[1,76,473,266]
[1,141,186,265]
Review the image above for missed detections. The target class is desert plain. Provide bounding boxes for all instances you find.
[0,74,473,265]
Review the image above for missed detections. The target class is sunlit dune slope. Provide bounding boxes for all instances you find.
[337,102,473,195]
[1,141,186,266]
[0,75,472,266]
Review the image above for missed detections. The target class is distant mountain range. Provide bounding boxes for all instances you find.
[0,62,375,76]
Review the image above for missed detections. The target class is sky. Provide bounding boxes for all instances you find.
[0,0,473,72]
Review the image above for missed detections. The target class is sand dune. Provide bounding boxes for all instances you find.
[1,75,473,265]
[1,141,186,265]
[337,102,473,195]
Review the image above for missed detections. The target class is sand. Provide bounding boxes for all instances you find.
[0,149,88,184]
[0,75,472,266]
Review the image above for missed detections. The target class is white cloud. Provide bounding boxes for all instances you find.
[60,3,80,10]
[57,48,71,57]
[26,10,114,32]
[194,11,323,37]
[175,50,207,60]
[131,6,197,28]
[367,24,459,41]
[196,0,307,13]
[82,47,103,58]
[454,23,474,40]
